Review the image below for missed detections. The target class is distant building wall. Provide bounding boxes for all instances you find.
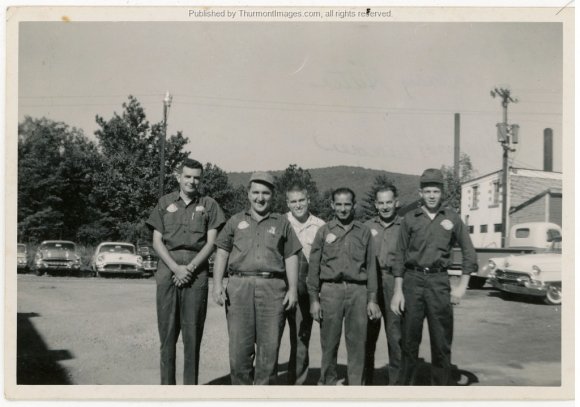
[549,195,562,225]
[510,198,546,225]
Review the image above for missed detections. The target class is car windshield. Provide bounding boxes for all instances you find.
[40,242,76,251]
[100,244,135,254]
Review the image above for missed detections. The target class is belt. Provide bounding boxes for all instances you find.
[410,266,447,274]
[229,270,284,279]
[381,266,393,274]
[321,279,366,285]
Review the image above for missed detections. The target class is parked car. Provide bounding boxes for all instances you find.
[91,242,144,277]
[488,236,562,305]
[33,240,82,276]
[137,244,158,274]
[17,243,29,272]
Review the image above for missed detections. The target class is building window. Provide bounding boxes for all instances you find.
[480,224,488,233]
[494,224,502,233]
[491,181,500,205]
[468,226,474,234]
[471,185,479,209]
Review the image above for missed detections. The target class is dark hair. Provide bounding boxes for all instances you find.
[375,184,398,199]
[178,158,203,174]
[286,184,308,197]
[332,187,356,203]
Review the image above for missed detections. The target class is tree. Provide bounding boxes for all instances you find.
[361,174,397,221]
[201,163,247,217]
[18,117,101,243]
[440,153,475,213]
[91,96,190,241]
[271,164,325,216]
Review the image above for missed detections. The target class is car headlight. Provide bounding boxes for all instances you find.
[531,265,541,278]
[96,255,105,266]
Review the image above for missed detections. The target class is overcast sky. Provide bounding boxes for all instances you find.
[18,21,563,176]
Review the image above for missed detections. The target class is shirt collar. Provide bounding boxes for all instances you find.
[329,219,360,231]
[287,211,315,227]
[245,210,278,222]
[414,205,447,217]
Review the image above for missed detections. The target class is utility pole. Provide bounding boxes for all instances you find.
[490,87,519,248]
[159,91,173,197]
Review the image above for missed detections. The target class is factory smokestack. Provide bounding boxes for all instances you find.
[543,128,553,172]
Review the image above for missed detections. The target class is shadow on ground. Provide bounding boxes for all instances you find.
[206,360,478,386]
[17,312,74,384]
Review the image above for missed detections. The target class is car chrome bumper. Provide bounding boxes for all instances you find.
[490,278,547,297]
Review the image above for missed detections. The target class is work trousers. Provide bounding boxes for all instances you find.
[364,270,402,385]
[156,250,208,385]
[319,282,368,386]
[399,270,453,386]
[284,271,313,385]
[225,275,287,385]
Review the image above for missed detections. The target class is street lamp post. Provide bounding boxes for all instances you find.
[491,87,519,248]
[159,91,173,197]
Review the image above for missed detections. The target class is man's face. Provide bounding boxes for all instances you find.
[331,192,355,222]
[419,184,443,210]
[286,190,310,220]
[177,166,202,196]
[248,182,273,215]
[374,190,398,221]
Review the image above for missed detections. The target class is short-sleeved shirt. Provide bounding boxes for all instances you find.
[307,220,378,303]
[215,210,302,274]
[365,216,402,272]
[392,205,477,277]
[146,192,226,252]
[286,212,326,261]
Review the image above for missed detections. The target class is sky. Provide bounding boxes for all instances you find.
[18,21,563,176]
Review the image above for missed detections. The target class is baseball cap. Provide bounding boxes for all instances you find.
[249,171,275,189]
[420,168,444,186]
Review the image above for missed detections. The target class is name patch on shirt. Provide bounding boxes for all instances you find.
[238,220,250,230]
[166,203,178,213]
[440,219,454,230]
[371,228,378,237]
[325,233,337,244]
[267,226,276,235]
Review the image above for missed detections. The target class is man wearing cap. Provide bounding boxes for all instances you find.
[308,187,381,385]
[363,184,403,385]
[284,185,325,385]
[146,158,226,385]
[390,168,477,386]
[213,171,301,385]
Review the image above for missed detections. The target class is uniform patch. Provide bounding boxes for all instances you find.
[325,233,337,244]
[440,219,454,230]
[267,226,276,235]
[195,206,205,212]
[237,220,250,230]
[166,203,178,213]
[371,228,378,237]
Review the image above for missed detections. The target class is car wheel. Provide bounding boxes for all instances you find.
[468,277,487,289]
[34,268,44,276]
[544,284,561,305]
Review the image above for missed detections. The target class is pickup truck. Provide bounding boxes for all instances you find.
[450,222,562,289]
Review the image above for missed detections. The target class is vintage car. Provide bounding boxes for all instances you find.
[488,236,562,305]
[17,243,29,272]
[91,242,144,277]
[137,244,158,274]
[33,240,82,276]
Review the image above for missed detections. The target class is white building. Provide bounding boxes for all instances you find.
[461,168,562,248]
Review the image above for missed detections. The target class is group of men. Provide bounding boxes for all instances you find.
[146,158,477,386]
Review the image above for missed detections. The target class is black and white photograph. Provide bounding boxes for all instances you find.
[5,4,574,401]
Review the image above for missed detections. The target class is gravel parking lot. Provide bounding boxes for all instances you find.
[16,273,561,386]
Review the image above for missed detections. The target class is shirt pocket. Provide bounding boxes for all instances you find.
[434,225,453,251]
[163,210,182,233]
[323,239,342,262]
[349,236,367,263]
[233,227,252,253]
[190,211,207,233]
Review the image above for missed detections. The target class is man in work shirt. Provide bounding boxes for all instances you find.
[146,158,226,385]
[390,168,477,386]
[284,185,325,385]
[307,187,381,385]
[213,172,301,385]
[363,184,403,385]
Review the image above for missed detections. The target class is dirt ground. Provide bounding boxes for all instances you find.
[15,273,561,386]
